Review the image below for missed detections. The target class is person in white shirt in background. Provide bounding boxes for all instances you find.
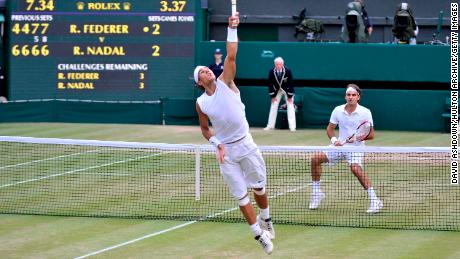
[309,84,383,214]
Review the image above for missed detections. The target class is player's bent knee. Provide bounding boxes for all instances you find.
[311,154,324,165]
[253,187,265,196]
[311,156,318,164]
[238,195,250,206]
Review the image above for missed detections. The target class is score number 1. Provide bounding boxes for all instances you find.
[25,0,55,11]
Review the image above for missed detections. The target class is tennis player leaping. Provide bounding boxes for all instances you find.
[194,13,274,255]
[309,84,383,213]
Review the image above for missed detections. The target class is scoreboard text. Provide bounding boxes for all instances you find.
[7,0,196,100]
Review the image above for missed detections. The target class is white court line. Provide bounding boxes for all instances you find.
[74,221,197,259]
[0,152,163,189]
[78,173,134,176]
[79,173,193,177]
[0,149,100,170]
[74,184,308,258]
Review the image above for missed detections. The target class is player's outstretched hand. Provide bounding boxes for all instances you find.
[334,141,344,146]
[346,135,356,143]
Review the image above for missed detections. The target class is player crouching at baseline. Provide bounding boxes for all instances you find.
[194,13,275,254]
[309,84,383,214]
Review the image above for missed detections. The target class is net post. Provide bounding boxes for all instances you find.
[195,145,201,200]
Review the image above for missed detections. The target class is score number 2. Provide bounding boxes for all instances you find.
[160,1,186,12]
[152,45,160,57]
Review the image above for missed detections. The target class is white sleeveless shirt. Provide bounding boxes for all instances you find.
[196,79,249,144]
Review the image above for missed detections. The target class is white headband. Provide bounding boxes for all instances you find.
[194,65,206,83]
[346,86,358,94]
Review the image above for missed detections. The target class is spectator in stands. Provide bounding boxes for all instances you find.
[208,48,224,78]
[356,0,373,36]
[341,0,372,43]
[392,2,419,45]
[264,57,296,131]
[194,12,274,254]
[309,84,383,214]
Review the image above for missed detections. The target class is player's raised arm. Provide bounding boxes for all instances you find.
[219,13,239,89]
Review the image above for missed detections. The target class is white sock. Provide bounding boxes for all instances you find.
[260,207,270,220]
[367,187,377,201]
[250,222,263,236]
[312,181,321,194]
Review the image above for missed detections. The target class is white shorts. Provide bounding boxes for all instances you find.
[219,134,267,200]
[325,145,364,167]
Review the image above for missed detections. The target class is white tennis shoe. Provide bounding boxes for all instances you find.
[309,191,325,209]
[257,215,275,239]
[255,230,274,255]
[263,126,274,131]
[367,199,383,214]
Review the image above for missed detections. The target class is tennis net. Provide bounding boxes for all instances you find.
[0,136,457,231]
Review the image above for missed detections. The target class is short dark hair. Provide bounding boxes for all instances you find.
[346,83,362,96]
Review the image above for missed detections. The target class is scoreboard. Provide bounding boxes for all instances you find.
[6,0,197,101]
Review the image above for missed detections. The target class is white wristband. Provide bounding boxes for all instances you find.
[209,136,222,148]
[227,27,238,42]
[330,137,338,144]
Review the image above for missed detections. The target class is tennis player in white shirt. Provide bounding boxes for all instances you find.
[309,84,383,213]
[194,13,274,254]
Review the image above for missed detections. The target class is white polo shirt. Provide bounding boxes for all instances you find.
[330,104,373,146]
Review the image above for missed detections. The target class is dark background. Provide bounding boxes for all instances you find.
[205,0,451,43]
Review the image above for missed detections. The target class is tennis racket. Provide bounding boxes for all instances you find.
[343,120,372,144]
